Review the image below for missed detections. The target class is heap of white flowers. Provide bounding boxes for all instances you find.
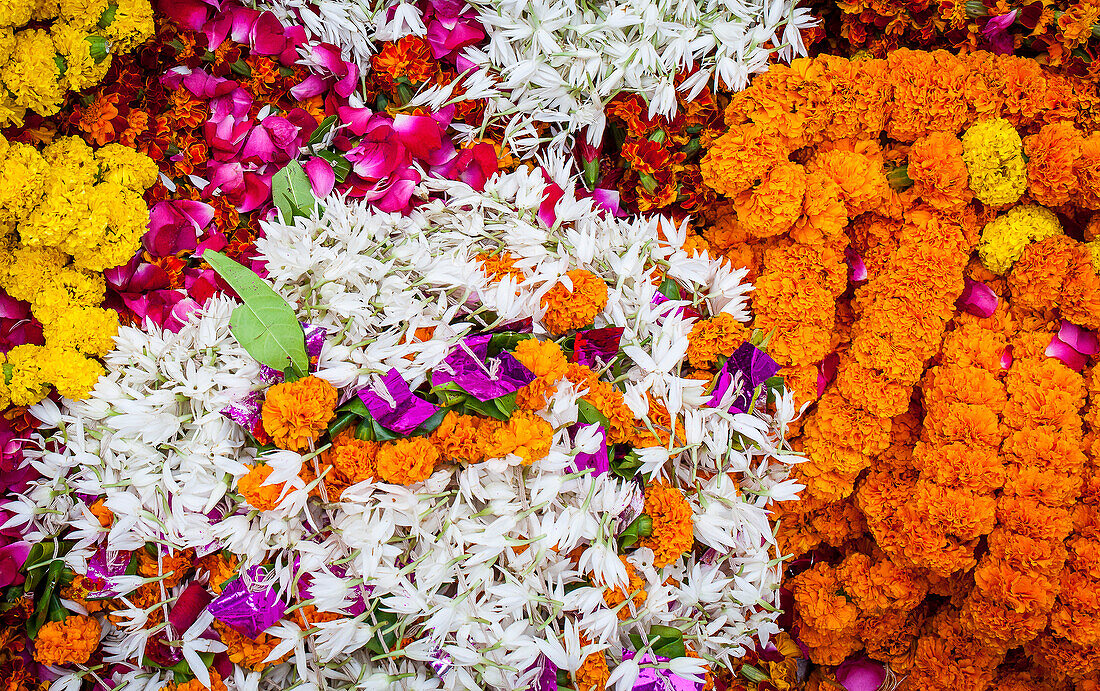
[262,0,817,154]
[14,169,801,691]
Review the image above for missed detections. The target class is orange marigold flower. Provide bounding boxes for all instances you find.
[138,548,195,588]
[477,251,525,283]
[487,410,553,464]
[792,562,859,633]
[431,411,496,464]
[808,147,890,218]
[196,552,239,594]
[701,123,791,197]
[212,620,291,671]
[237,464,286,511]
[89,497,113,528]
[574,643,611,691]
[601,557,647,621]
[166,669,228,691]
[540,269,608,335]
[640,479,694,568]
[906,131,972,213]
[327,433,379,485]
[78,92,120,146]
[1024,122,1082,207]
[579,378,637,445]
[372,36,436,91]
[33,615,100,666]
[732,161,807,238]
[513,338,569,410]
[686,312,750,370]
[261,376,338,451]
[375,437,440,485]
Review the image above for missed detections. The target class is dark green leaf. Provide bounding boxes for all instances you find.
[366,606,400,655]
[461,396,510,421]
[271,160,316,222]
[617,513,651,548]
[487,332,534,355]
[611,449,642,480]
[309,115,338,146]
[283,365,302,383]
[630,625,685,659]
[203,250,308,376]
[317,151,351,183]
[329,411,359,438]
[338,397,370,416]
[412,407,451,435]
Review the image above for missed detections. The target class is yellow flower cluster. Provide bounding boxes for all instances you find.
[962,118,1028,207]
[978,205,1063,275]
[0,0,154,126]
[0,133,157,406]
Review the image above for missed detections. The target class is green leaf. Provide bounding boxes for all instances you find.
[366,605,400,655]
[657,277,680,301]
[309,115,338,146]
[630,625,685,659]
[337,397,370,416]
[617,513,652,549]
[202,250,308,376]
[271,160,316,222]
[611,449,643,480]
[317,151,351,183]
[577,399,611,429]
[328,411,359,438]
[357,417,399,442]
[461,396,510,421]
[98,2,117,28]
[487,332,534,355]
[493,391,518,418]
[412,406,451,435]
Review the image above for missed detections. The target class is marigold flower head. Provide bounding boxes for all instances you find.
[237,463,287,512]
[32,614,100,666]
[540,269,608,335]
[601,557,646,621]
[978,205,1063,275]
[2,29,64,116]
[640,479,694,568]
[808,147,890,218]
[701,123,790,198]
[732,161,807,238]
[261,376,338,452]
[431,411,497,464]
[212,620,291,671]
[962,118,1027,206]
[375,436,439,485]
[196,552,239,594]
[906,131,972,213]
[95,143,159,192]
[326,433,379,486]
[685,312,750,370]
[487,410,553,464]
[1024,122,1083,207]
[477,251,524,283]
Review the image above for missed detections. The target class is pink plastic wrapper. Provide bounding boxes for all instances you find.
[431,334,535,401]
[622,651,702,691]
[358,368,439,434]
[84,548,131,598]
[708,342,780,412]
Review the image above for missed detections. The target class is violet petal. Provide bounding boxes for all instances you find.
[957,278,998,318]
[835,655,887,691]
[209,566,286,638]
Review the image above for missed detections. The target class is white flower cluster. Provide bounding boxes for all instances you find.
[12,169,801,691]
[261,0,817,155]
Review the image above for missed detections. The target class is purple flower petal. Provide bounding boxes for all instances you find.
[709,342,780,410]
[209,566,287,638]
[84,548,131,598]
[622,651,703,691]
[221,390,264,429]
[0,541,31,587]
[1001,345,1013,370]
[569,424,609,476]
[431,334,536,401]
[845,247,868,282]
[957,278,998,318]
[303,156,336,198]
[358,368,439,435]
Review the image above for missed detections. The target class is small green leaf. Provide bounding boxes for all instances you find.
[271,160,316,222]
[630,625,685,659]
[366,605,400,655]
[461,396,510,421]
[337,397,370,416]
[488,332,534,355]
[611,449,643,480]
[202,250,308,376]
[493,391,518,418]
[413,407,451,435]
[98,2,117,28]
[309,115,339,146]
[317,151,351,183]
[617,513,652,549]
[577,400,611,429]
[657,277,680,301]
[328,411,358,438]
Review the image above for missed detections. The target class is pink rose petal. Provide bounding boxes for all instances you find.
[1047,334,1088,370]
[957,278,999,318]
[835,655,887,691]
[1058,320,1100,355]
[845,247,868,282]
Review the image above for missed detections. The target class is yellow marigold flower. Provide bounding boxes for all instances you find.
[1088,240,1100,272]
[96,143,159,191]
[5,344,51,405]
[34,0,61,22]
[19,176,94,250]
[58,0,107,31]
[52,21,109,91]
[686,312,750,370]
[0,27,17,62]
[29,266,106,325]
[43,134,97,183]
[0,92,25,128]
[237,464,286,511]
[375,436,440,485]
[978,204,1063,275]
[261,376,338,451]
[43,346,104,400]
[69,182,148,271]
[2,29,64,115]
[101,0,154,51]
[540,269,608,335]
[0,141,48,219]
[0,245,67,302]
[32,614,100,666]
[42,306,117,355]
[0,2,35,27]
[640,479,694,568]
[962,118,1027,206]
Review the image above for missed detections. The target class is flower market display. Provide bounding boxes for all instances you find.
[1,0,1100,689]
